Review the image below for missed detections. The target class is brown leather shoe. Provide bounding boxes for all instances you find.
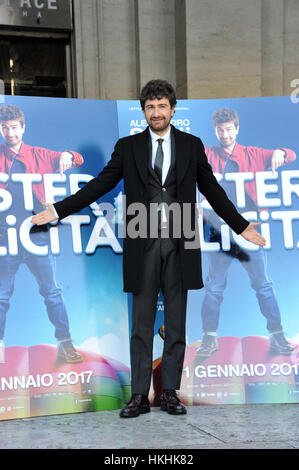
[119,394,151,418]
[57,340,83,364]
[160,390,187,415]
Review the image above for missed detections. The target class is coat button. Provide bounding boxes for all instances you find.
[162,187,167,192]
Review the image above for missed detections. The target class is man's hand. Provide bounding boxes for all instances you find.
[59,151,73,175]
[241,222,266,246]
[271,149,285,173]
[31,203,58,226]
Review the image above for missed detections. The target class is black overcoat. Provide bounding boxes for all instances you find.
[54,125,249,293]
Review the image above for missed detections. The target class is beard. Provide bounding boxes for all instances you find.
[219,137,235,148]
[5,137,21,147]
[147,116,172,134]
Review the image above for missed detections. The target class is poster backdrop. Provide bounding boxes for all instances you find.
[0,94,298,420]
[0,96,130,420]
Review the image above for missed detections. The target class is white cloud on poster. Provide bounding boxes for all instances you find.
[79,334,130,367]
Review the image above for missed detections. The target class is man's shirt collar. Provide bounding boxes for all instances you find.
[5,142,24,160]
[218,141,241,160]
[149,127,171,143]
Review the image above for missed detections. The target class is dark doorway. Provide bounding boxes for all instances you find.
[0,35,71,98]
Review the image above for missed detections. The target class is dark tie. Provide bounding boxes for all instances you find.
[154,138,164,182]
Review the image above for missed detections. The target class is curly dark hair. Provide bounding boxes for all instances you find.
[0,104,25,127]
[212,108,239,129]
[140,79,177,110]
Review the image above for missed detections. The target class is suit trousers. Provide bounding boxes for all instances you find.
[130,231,187,395]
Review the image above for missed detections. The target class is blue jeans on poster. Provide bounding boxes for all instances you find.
[0,231,71,341]
[201,247,283,333]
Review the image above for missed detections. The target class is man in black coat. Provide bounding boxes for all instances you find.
[32,80,265,417]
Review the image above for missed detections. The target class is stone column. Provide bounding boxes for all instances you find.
[283,0,299,96]
[176,0,262,99]
[134,0,176,94]
[72,0,137,99]
[175,0,187,99]
[261,0,284,96]
[72,0,101,99]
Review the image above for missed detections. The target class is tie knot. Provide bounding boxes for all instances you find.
[157,138,163,145]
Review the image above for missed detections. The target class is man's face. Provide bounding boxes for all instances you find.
[143,97,175,134]
[215,121,239,148]
[0,119,25,148]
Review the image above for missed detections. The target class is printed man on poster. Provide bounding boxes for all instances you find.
[197,107,296,358]
[0,104,83,363]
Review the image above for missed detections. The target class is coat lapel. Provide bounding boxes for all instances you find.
[147,136,161,184]
[164,128,176,185]
[172,125,191,185]
[133,128,150,188]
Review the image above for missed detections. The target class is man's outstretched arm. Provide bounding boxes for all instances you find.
[197,139,266,247]
[240,222,265,246]
[31,203,58,225]
[32,140,123,225]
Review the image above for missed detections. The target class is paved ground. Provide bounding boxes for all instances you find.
[0,403,298,450]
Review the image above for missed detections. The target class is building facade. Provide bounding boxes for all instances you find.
[0,0,299,100]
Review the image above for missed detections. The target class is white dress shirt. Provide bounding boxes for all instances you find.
[149,127,172,224]
[149,127,171,184]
